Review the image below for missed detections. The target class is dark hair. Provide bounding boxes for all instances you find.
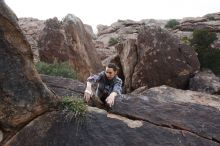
[107,63,119,71]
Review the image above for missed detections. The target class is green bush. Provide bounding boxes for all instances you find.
[190,29,217,49]
[207,16,215,21]
[197,47,220,75]
[190,29,220,74]
[35,61,76,79]
[61,96,87,118]
[165,19,180,29]
[108,37,119,46]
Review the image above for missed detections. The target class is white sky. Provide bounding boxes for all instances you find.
[4,0,220,31]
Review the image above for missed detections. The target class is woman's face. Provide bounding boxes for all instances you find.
[105,67,117,80]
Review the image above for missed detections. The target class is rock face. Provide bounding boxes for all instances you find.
[189,70,220,94]
[38,15,103,81]
[116,26,200,92]
[0,1,57,144]
[5,86,220,146]
[18,18,45,61]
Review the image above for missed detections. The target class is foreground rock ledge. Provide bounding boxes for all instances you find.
[5,107,220,146]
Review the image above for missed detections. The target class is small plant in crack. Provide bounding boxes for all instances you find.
[60,96,87,121]
[60,96,88,135]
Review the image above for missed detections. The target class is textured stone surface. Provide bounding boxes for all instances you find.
[5,107,220,146]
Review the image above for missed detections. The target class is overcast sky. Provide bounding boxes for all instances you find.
[4,0,220,31]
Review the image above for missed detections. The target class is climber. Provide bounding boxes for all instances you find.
[84,63,122,107]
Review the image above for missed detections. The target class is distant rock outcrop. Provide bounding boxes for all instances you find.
[97,20,141,47]
[18,17,45,61]
[38,15,103,81]
[95,19,168,61]
[0,1,58,144]
[96,19,168,47]
[173,12,220,48]
[18,18,97,62]
[95,20,142,61]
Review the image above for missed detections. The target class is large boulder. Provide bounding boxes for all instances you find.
[189,70,220,94]
[38,15,103,81]
[0,1,57,144]
[117,26,200,92]
[38,17,68,63]
[63,14,102,81]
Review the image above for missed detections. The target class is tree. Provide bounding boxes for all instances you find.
[190,29,217,49]
[165,19,180,29]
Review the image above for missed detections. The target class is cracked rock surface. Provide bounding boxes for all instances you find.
[4,107,220,146]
